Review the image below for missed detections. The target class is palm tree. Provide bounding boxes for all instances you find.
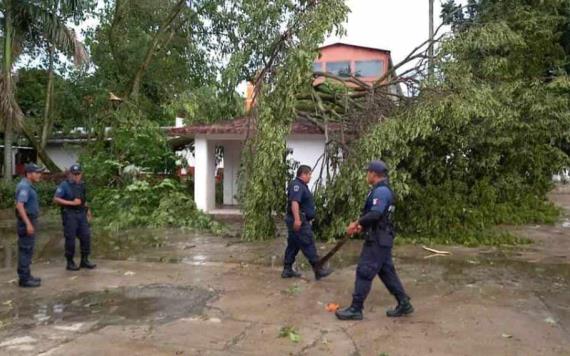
[1,0,90,182]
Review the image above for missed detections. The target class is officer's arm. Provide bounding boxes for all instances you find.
[53,185,79,206]
[15,202,32,226]
[15,190,32,226]
[291,201,302,224]
[358,211,382,228]
[358,188,389,228]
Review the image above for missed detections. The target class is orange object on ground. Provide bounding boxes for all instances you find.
[325,303,340,312]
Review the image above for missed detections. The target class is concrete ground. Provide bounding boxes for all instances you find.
[0,186,569,356]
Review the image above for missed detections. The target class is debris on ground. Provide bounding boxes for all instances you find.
[545,317,557,325]
[279,326,301,343]
[422,246,451,259]
[325,303,340,312]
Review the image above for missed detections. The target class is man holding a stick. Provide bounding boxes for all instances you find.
[335,160,413,320]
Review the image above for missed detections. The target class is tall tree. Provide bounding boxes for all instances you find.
[0,0,91,180]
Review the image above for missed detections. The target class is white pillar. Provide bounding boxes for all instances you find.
[194,137,216,212]
[223,142,242,205]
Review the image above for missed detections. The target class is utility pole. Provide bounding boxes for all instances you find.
[428,0,435,79]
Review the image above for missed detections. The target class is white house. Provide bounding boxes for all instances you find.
[167,116,335,213]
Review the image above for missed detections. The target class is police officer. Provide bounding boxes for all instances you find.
[53,164,96,271]
[282,165,332,280]
[15,163,45,288]
[336,160,413,320]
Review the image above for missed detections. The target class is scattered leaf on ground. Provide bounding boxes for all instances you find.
[282,284,302,296]
[544,317,556,325]
[501,333,512,339]
[279,326,301,343]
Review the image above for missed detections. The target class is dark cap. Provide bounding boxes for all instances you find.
[69,164,82,174]
[24,163,45,173]
[367,160,388,175]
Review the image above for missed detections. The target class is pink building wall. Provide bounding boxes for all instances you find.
[313,43,392,84]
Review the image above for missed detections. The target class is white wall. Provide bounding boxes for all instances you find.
[286,136,327,191]
[45,145,81,171]
[194,137,216,212]
[223,141,242,205]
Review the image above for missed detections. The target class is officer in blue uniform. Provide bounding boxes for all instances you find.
[15,163,45,288]
[282,165,332,280]
[53,164,96,271]
[336,160,413,320]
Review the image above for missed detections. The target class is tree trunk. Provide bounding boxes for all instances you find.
[2,3,14,182]
[40,45,55,150]
[428,0,435,79]
[128,0,187,100]
[3,119,14,182]
[19,123,61,173]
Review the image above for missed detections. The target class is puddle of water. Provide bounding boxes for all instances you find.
[1,284,215,332]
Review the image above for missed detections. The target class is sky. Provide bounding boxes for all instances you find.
[21,0,465,85]
[324,0,463,65]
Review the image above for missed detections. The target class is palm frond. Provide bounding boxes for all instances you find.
[13,1,90,66]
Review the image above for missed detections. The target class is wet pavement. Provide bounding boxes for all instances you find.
[0,186,569,355]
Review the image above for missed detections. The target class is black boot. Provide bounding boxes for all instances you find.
[30,275,42,283]
[335,306,363,321]
[80,255,96,269]
[19,278,41,288]
[314,265,333,280]
[281,265,301,278]
[66,258,80,271]
[386,298,414,317]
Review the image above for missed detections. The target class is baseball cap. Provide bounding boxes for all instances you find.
[24,163,45,173]
[366,160,388,175]
[69,164,82,174]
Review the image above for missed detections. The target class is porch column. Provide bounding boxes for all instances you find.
[223,142,242,205]
[194,136,216,212]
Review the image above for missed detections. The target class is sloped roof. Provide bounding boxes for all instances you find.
[319,42,391,54]
[167,116,342,136]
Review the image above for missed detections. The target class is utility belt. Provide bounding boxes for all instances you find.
[285,211,314,225]
[62,206,87,215]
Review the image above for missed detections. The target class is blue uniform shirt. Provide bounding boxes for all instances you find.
[55,180,87,211]
[286,177,316,221]
[15,178,40,218]
[362,182,393,217]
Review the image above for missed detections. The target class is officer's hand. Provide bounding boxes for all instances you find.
[293,219,302,232]
[346,221,358,236]
[355,224,363,234]
[26,223,35,236]
[72,198,82,206]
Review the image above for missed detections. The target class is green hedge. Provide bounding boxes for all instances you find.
[0,179,59,210]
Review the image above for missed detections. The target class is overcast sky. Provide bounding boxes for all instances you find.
[324,0,462,64]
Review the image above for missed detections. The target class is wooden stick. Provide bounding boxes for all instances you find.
[422,245,451,255]
[316,233,351,269]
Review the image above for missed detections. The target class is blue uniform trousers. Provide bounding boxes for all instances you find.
[17,218,36,281]
[62,210,91,259]
[351,238,407,310]
[284,222,319,267]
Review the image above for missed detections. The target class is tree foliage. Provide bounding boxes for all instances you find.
[314,0,570,244]
[229,0,349,241]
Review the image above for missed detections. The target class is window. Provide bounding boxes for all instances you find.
[355,60,384,77]
[326,61,352,77]
[312,62,323,73]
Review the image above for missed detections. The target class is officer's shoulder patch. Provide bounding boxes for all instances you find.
[373,198,379,205]
[293,185,300,192]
